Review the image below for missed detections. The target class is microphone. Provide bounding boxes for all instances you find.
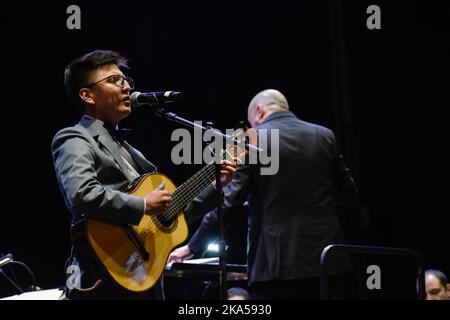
[0,253,13,268]
[130,91,182,107]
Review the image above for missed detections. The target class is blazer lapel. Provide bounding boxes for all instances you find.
[79,115,135,181]
[122,141,157,173]
[97,134,134,180]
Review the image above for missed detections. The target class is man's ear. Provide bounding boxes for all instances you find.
[79,88,95,105]
[256,104,266,121]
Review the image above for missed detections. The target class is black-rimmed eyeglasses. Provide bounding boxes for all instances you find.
[85,74,134,90]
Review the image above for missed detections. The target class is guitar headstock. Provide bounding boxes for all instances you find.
[223,121,256,162]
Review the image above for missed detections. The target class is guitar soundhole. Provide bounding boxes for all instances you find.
[158,215,174,228]
[152,214,177,232]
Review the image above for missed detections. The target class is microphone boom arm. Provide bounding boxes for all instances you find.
[154,107,262,153]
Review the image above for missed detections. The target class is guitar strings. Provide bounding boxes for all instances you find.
[136,156,225,241]
[135,130,248,241]
[164,136,248,222]
[160,143,243,223]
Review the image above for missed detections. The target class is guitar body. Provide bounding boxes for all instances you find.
[75,173,188,292]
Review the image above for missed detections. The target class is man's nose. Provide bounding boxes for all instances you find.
[122,80,131,92]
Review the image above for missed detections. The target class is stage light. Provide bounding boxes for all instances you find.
[207,243,219,252]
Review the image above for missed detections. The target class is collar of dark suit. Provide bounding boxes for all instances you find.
[79,115,131,140]
[78,115,105,138]
[103,123,132,142]
[78,115,157,174]
[261,110,295,125]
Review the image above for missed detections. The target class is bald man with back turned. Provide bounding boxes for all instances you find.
[169,89,359,299]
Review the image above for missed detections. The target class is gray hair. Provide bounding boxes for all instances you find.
[425,269,448,286]
[248,89,289,113]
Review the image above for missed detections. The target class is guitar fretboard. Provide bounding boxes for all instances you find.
[165,162,217,219]
[159,129,246,222]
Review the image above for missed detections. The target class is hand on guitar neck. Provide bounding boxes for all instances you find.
[211,158,239,189]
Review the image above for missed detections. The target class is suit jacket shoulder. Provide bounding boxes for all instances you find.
[51,118,146,225]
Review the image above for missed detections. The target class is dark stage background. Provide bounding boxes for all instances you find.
[1,0,449,299]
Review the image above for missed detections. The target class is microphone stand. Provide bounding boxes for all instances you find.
[153,107,257,300]
[0,254,23,293]
[206,122,228,301]
[153,108,260,153]
[0,268,24,294]
[215,162,228,300]
[0,254,37,294]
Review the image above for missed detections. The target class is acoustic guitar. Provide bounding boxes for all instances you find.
[70,128,249,292]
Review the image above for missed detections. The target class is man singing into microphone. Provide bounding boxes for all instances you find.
[51,49,236,300]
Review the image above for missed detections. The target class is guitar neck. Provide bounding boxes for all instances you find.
[166,162,216,219]
[163,127,246,220]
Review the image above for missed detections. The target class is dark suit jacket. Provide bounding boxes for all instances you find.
[189,111,358,284]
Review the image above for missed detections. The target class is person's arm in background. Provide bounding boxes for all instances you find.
[327,129,359,205]
[328,129,370,228]
[168,163,252,263]
[167,209,220,263]
[184,159,238,224]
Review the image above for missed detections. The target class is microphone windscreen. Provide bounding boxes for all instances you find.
[130,91,142,107]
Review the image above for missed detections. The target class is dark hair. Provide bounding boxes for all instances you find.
[64,49,129,113]
[425,269,448,287]
[227,287,251,300]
